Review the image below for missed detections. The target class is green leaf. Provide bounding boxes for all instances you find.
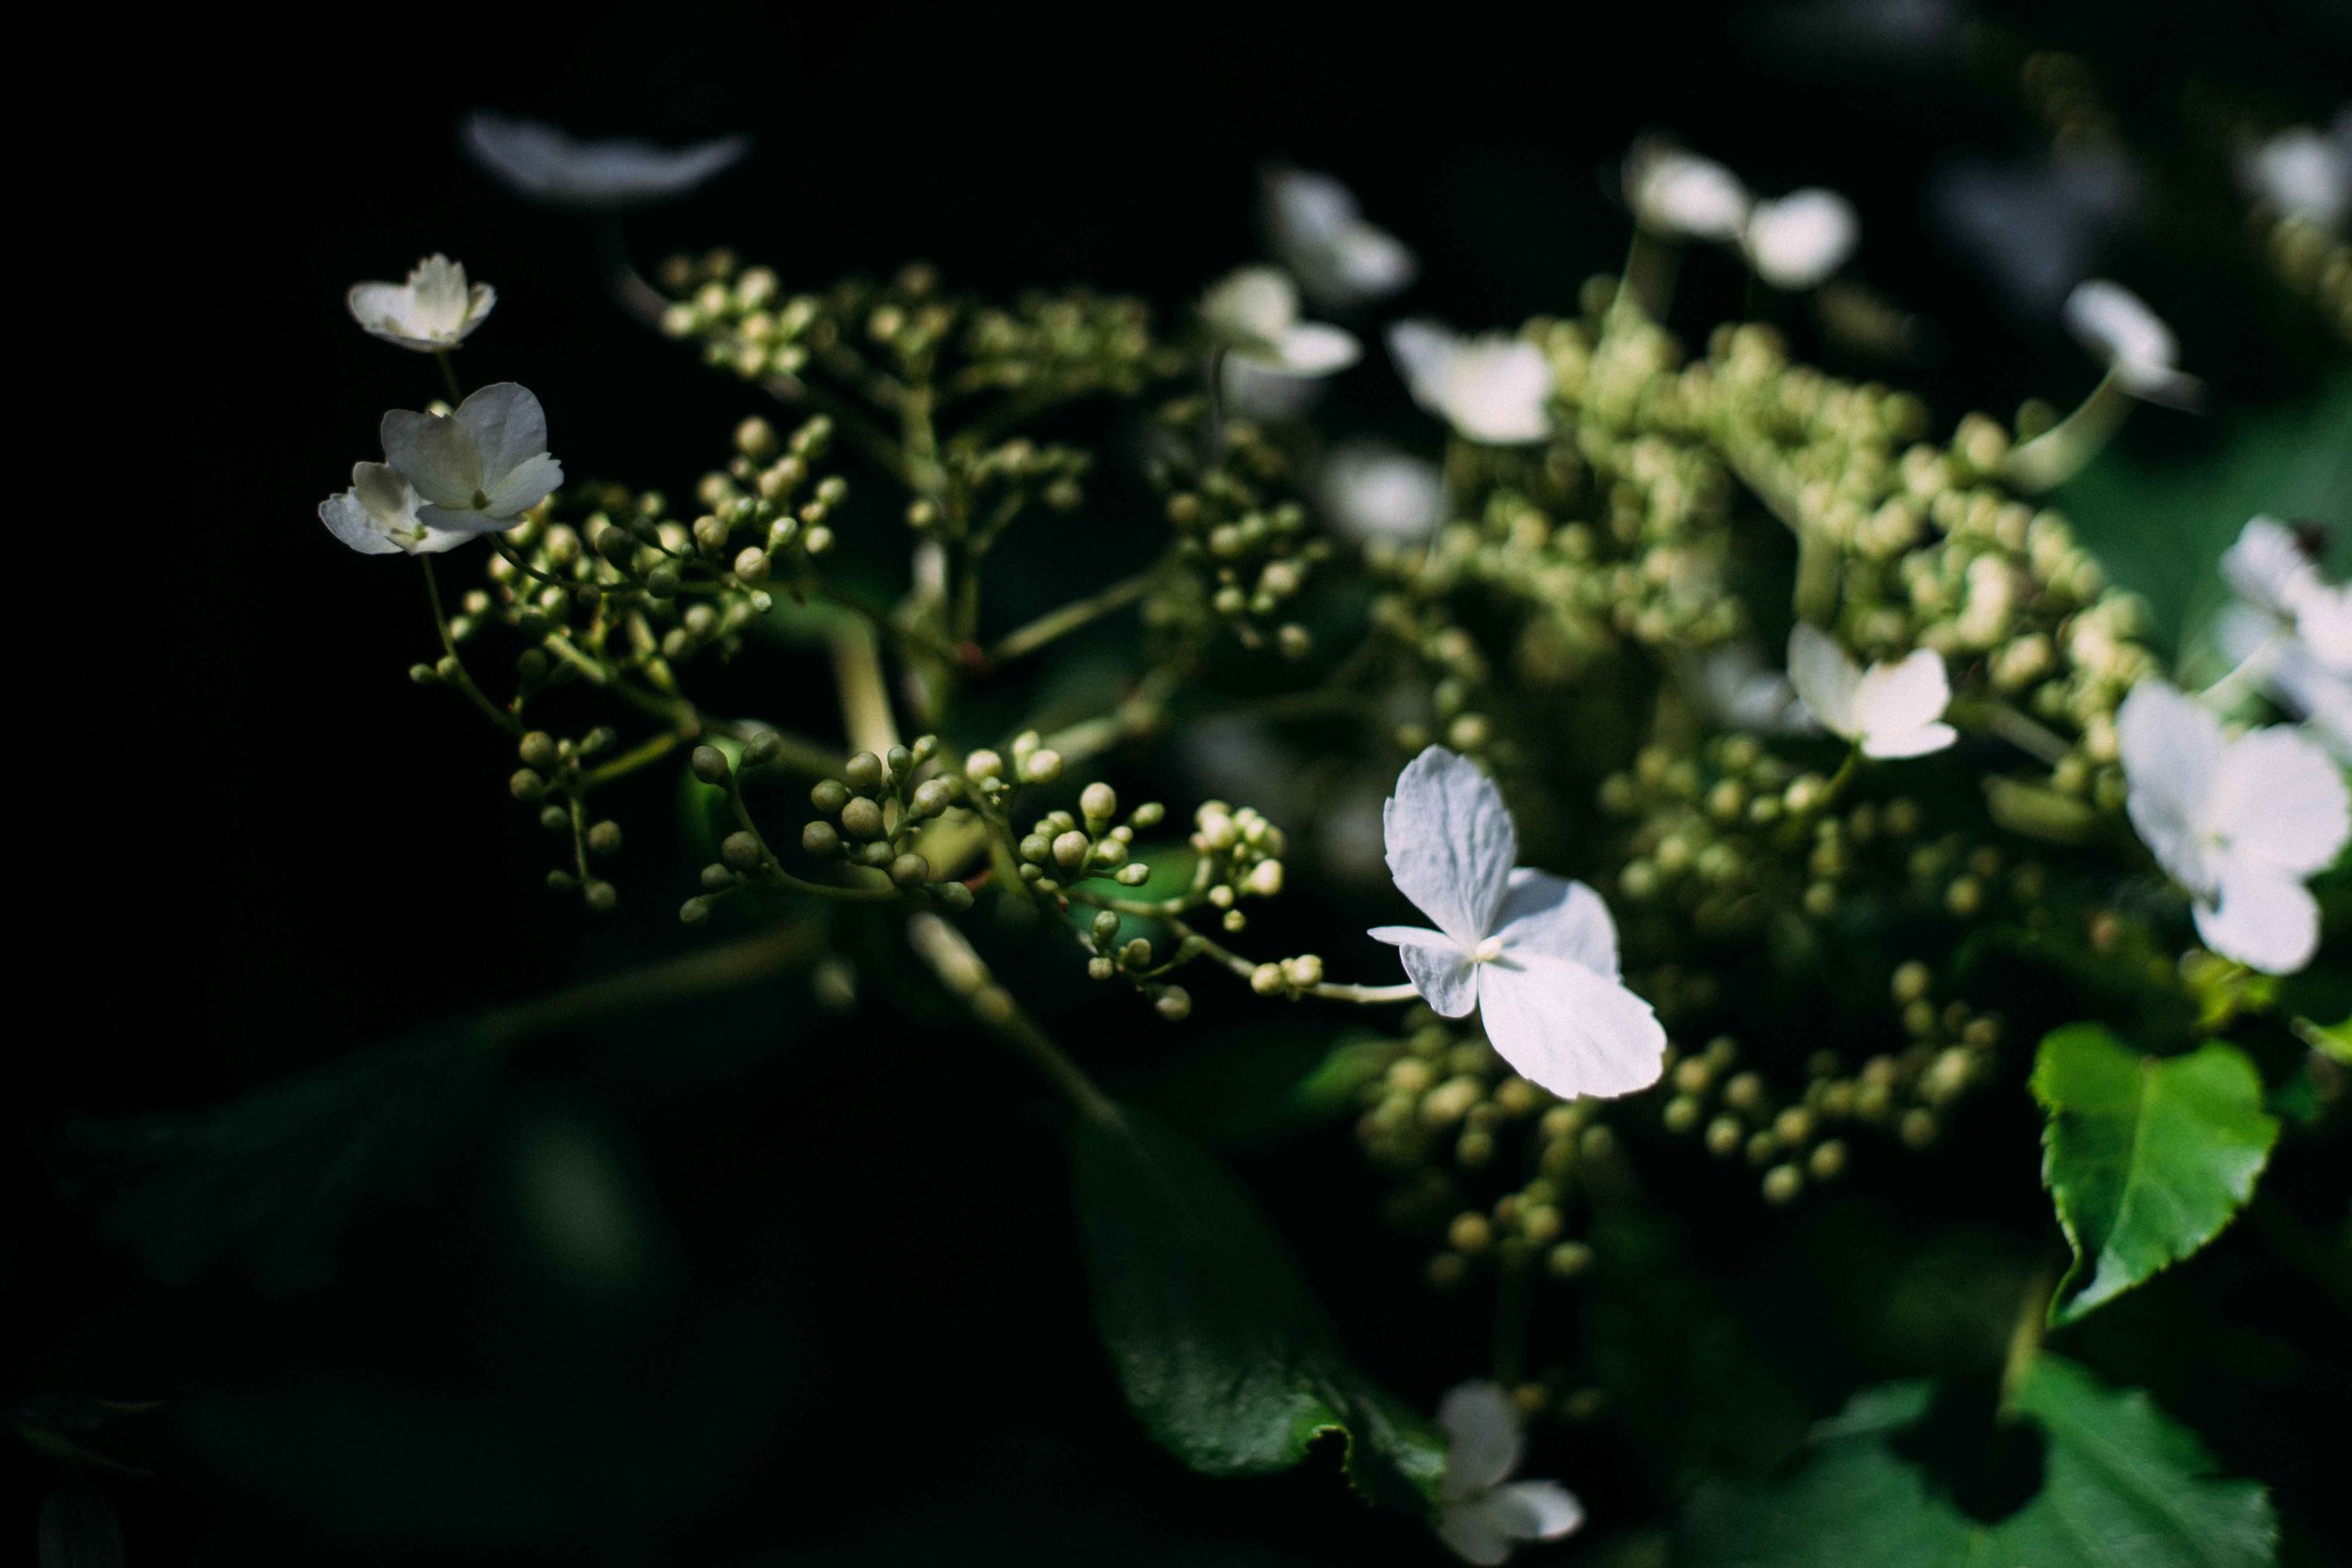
[1069,1108,1446,1514]
[2030,1025,2280,1326]
[1678,1355,2278,1568]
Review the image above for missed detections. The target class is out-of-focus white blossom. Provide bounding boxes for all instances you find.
[1432,1381,1585,1565]
[1741,188,1860,290]
[1321,441,1444,546]
[2218,517,2352,757]
[2237,120,2349,233]
[380,382,564,534]
[1202,266,1360,378]
[317,462,468,556]
[2063,280,2200,408]
[1625,139,1752,241]
[346,255,495,352]
[1263,166,1416,309]
[1388,321,1554,445]
[1691,641,1810,733]
[1372,747,1666,1100]
[1787,625,1955,758]
[2118,678,2349,974]
[463,111,750,209]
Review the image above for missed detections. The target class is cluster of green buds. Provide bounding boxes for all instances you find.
[1146,403,1327,657]
[1009,779,1166,897]
[1182,800,1290,934]
[657,251,819,384]
[503,725,630,912]
[905,436,1090,559]
[1071,906,1194,1022]
[686,413,848,604]
[958,731,1067,811]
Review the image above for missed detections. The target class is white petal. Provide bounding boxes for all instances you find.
[2211,725,2350,877]
[2196,868,2322,975]
[1270,321,1360,376]
[318,489,403,554]
[485,452,565,519]
[1370,927,1482,1017]
[1743,188,1859,290]
[1477,956,1667,1100]
[1382,746,1518,945]
[1438,1381,1525,1500]
[1263,166,1416,308]
[1852,648,1951,746]
[1438,339,1553,444]
[2221,515,2317,620]
[463,111,750,209]
[379,408,480,509]
[1220,356,1326,421]
[1321,442,1443,545]
[2240,125,2350,230]
[1860,721,1958,760]
[453,382,549,485]
[1330,224,1417,301]
[1201,265,1299,341]
[415,504,515,536]
[2065,279,2196,404]
[1388,319,1454,403]
[345,280,420,340]
[1627,140,1752,239]
[1496,870,1620,978]
[1786,624,1861,740]
[1486,1480,1585,1543]
[1436,1498,1518,1566]
[2116,680,2226,894]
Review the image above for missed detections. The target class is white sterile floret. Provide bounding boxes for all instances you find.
[1741,187,1860,290]
[2218,517,2352,755]
[1691,641,1810,733]
[2062,279,2200,408]
[1625,139,1752,241]
[1786,625,1956,759]
[380,383,564,534]
[1321,441,1444,546]
[1432,1381,1585,1566]
[1263,166,1417,309]
[1387,322,1554,445]
[2238,124,2348,233]
[1201,265,1360,378]
[317,462,468,556]
[1371,747,1666,1100]
[2118,679,2349,974]
[346,255,495,352]
[463,111,750,209]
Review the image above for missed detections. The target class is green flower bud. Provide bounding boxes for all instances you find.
[1080,782,1118,825]
[1052,831,1091,871]
[1154,986,1192,1022]
[679,896,712,926]
[844,752,884,793]
[810,778,851,815]
[965,749,1004,783]
[583,880,618,913]
[1021,748,1064,784]
[509,768,548,802]
[518,731,560,769]
[839,797,886,840]
[722,832,765,871]
[691,745,732,784]
[889,852,931,888]
[802,821,841,857]
[586,820,623,856]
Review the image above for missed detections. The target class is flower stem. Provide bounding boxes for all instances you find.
[2002,370,2131,494]
[433,349,465,405]
[420,557,518,734]
[988,568,1160,663]
[906,911,1122,1126]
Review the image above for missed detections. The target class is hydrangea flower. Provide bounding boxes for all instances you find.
[1371,747,1666,1100]
[1624,139,1752,241]
[380,383,564,534]
[463,111,750,209]
[1433,1381,1585,1565]
[2117,678,2349,974]
[1200,266,1360,378]
[1321,440,1444,546]
[1741,188,1860,290]
[2062,279,2200,408]
[2237,120,2349,233]
[345,255,496,353]
[1786,625,1956,758]
[1387,322,1554,445]
[1263,166,1417,309]
[317,462,468,556]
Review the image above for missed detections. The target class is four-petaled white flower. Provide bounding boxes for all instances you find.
[380,383,564,534]
[1387,322,1554,445]
[318,462,468,556]
[346,255,495,353]
[1201,265,1361,379]
[2117,678,2350,975]
[2062,279,2200,409]
[1433,1381,1585,1566]
[1322,440,1444,546]
[463,111,751,209]
[1372,747,1666,1100]
[1786,624,1956,758]
[1625,139,1752,241]
[1741,187,1860,291]
[1263,166,1417,309]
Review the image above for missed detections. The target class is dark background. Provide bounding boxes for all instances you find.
[17,2,2352,1562]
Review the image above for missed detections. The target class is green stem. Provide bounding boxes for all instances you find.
[906,911,1121,1126]
[421,557,518,734]
[1949,696,2074,768]
[1998,1264,2058,1418]
[2002,371,2132,494]
[476,922,821,1046]
[433,349,465,404]
[988,568,1160,663]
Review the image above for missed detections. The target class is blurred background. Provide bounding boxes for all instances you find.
[18,1,2351,1561]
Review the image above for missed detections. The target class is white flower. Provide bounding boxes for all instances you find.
[2118,679,2349,974]
[1201,266,1360,379]
[2218,517,2352,759]
[1786,625,1956,758]
[1741,187,1860,290]
[2062,279,2201,408]
[1388,322,1554,445]
[1433,1381,1585,1566]
[2238,123,2348,233]
[1625,139,1752,241]
[345,255,495,353]
[317,462,469,556]
[1371,748,1666,1100]
[1322,441,1444,546]
[1263,166,1417,308]
[1690,641,1810,733]
[462,111,750,209]
[380,383,564,534]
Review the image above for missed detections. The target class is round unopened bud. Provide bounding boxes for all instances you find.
[1080,783,1118,824]
[810,779,851,815]
[1154,986,1192,1021]
[843,752,884,793]
[840,797,886,840]
[1114,863,1151,886]
[889,852,931,888]
[1246,860,1285,897]
[539,805,569,833]
[586,820,623,856]
[965,749,1004,783]
[1548,1241,1595,1278]
[734,546,771,584]
[518,731,560,768]
[583,880,619,913]
[802,821,841,857]
[1052,831,1091,871]
[931,880,975,912]
[912,778,955,816]
[1250,963,1286,996]
[679,896,712,926]
[645,563,681,599]
[742,732,785,769]
[722,832,765,871]
[1282,954,1324,989]
[691,745,732,784]
[509,768,548,802]
[1021,748,1064,784]
[1762,1164,1804,1206]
